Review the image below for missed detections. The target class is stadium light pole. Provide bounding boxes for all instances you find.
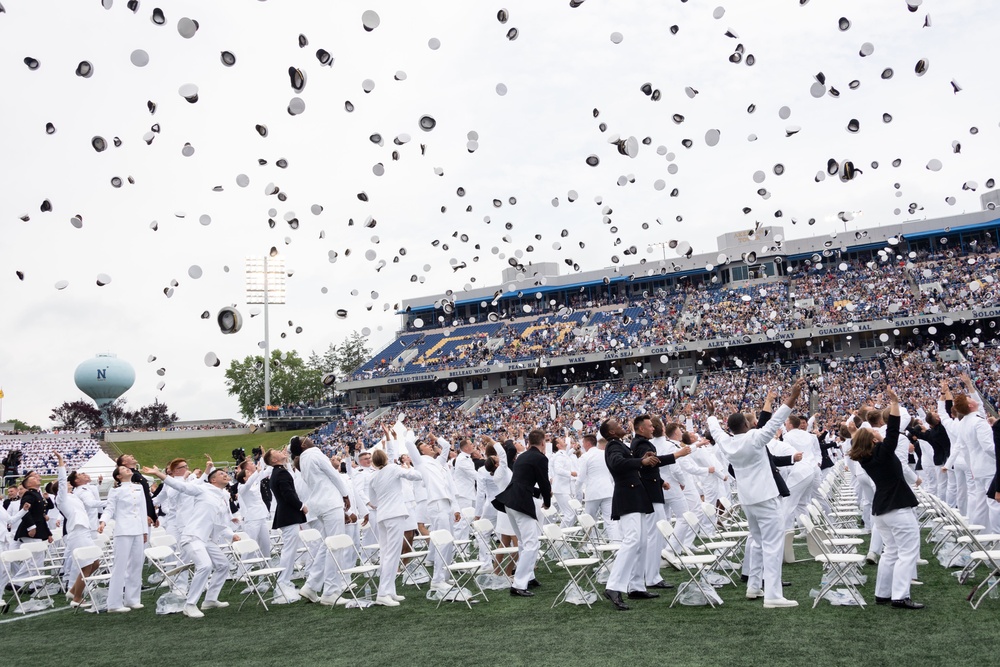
[245,255,286,417]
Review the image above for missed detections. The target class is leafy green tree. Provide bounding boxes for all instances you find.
[135,399,177,429]
[224,349,324,420]
[333,331,372,378]
[49,399,103,431]
[5,418,41,433]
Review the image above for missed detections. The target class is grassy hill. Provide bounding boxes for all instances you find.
[107,430,311,467]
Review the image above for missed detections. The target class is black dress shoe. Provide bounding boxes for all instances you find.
[509,587,534,598]
[649,581,676,589]
[740,574,749,583]
[627,590,660,599]
[891,598,925,609]
[604,589,630,611]
[874,596,891,606]
[527,578,542,589]
[782,581,791,587]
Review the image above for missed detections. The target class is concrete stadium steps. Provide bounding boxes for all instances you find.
[459,396,486,414]
[364,406,392,424]
[560,385,586,402]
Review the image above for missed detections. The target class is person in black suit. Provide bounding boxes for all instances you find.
[601,418,686,611]
[630,414,689,595]
[13,471,52,543]
[264,447,307,596]
[848,387,923,609]
[493,429,552,597]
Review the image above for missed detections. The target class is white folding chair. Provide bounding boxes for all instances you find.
[656,520,719,608]
[471,518,519,583]
[577,513,620,581]
[800,514,867,608]
[704,502,749,561]
[20,541,64,594]
[403,533,434,588]
[428,529,489,609]
[541,523,600,608]
[322,534,379,608]
[295,528,323,579]
[1,548,53,613]
[72,545,112,613]
[144,545,194,595]
[682,511,739,586]
[230,539,285,611]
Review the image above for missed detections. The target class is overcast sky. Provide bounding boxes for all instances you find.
[1,0,997,428]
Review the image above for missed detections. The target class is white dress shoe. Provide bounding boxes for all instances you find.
[69,600,92,609]
[763,597,799,608]
[201,600,229,609]
[375,596,400,607]
[298,585,320,603]
[746,588,764,599]
[183,604,205,618]
[107,607,131,614]
[391,594,406,602]
[319,594,342,606]
[129,603,144,610]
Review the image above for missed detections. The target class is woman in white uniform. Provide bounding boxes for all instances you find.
[368,446,424,606]
[100,464,150,613]
[54,452,100,608]
[236,458,272,558]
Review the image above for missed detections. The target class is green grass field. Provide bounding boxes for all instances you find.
[12,433,998,664]
[105,430,311,468]
[2,535,997,667]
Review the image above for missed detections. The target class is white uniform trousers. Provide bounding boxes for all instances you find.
[305,510,348,598]
[506,508,542,591]
[363,509,380,546]
[106,534,145,609]
[952,468,969,514]
[872,507,919,601]
[181,536,230,606]
[454,496,474,539]
[376,516,408,599]
[856,476,875,531]
[64,530,97,586]
[427,499,455,584]
[662,494,694,553]
[637,504,666,586]
[606,511,645,593]
[585,497,620,542]
[784,477,817,531]
[553,493,576,529]
[972,477,1000,533]
[966,475,990,528]
[276,525,302,587]
[933,467,948,501]
[743,497,785,600]
[243,518,271,559]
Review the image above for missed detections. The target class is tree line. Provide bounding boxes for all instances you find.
[223,330,371,420]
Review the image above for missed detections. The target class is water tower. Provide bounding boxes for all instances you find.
[74,353,135,410]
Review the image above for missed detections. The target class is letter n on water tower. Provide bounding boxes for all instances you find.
[97,369,107,380]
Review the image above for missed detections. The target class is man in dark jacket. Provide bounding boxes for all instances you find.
[630,414,689,594]
[494,429,552,598]
[265,447,307,596]
[13,471,52,543]
[601,417,687,611]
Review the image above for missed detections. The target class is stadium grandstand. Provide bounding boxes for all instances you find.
[336,194,1000,412]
